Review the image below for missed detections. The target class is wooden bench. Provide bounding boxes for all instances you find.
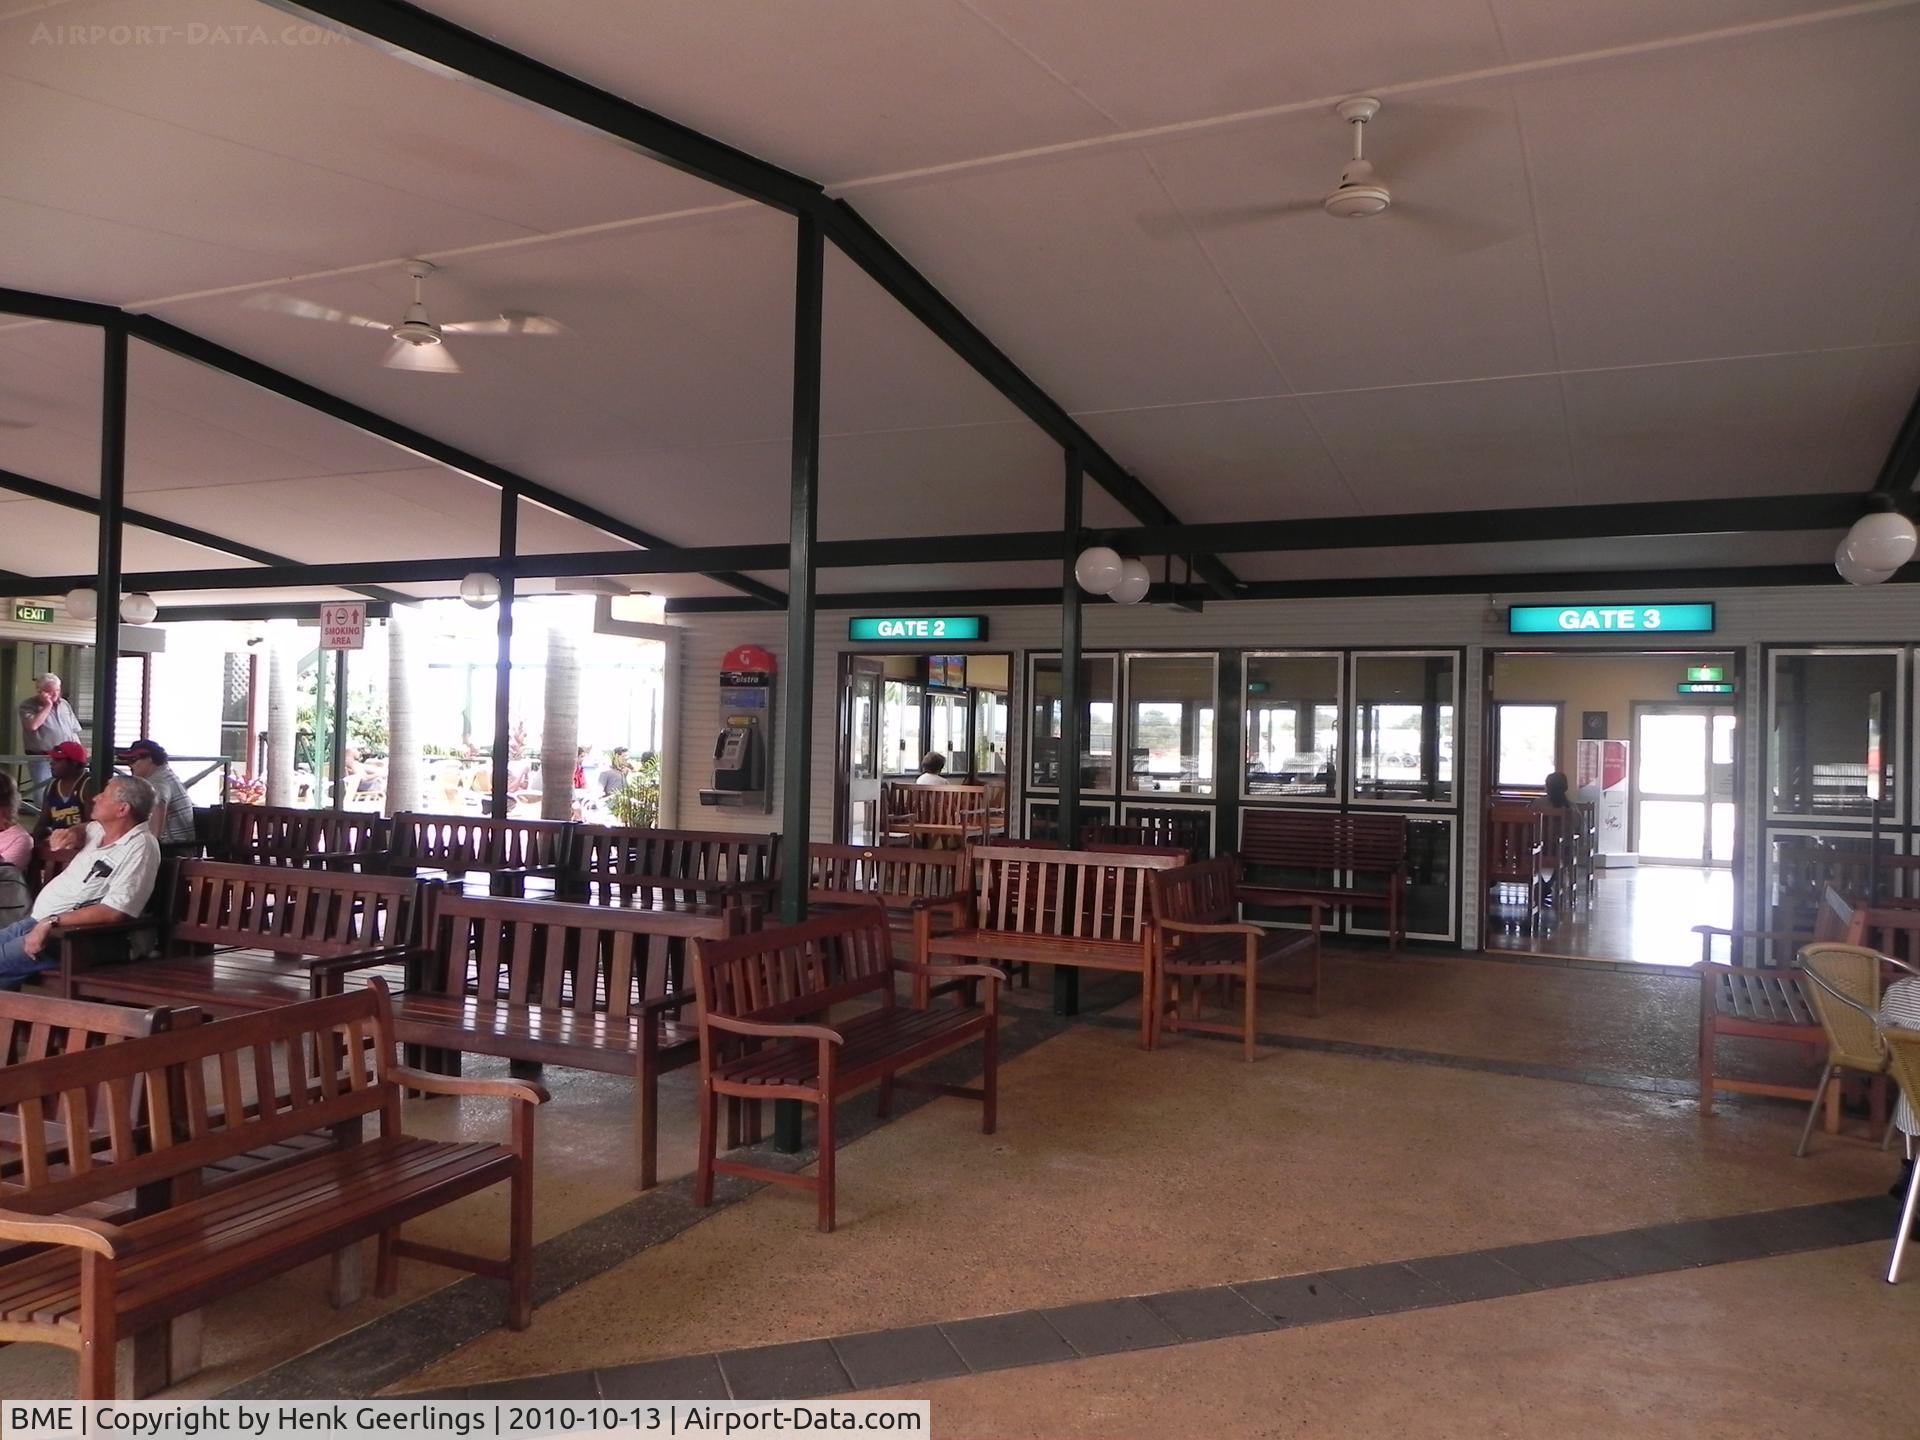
[879,782,1004,846]
[806,844,965,953]
[563,825,780,918]
[1695,885,1864,1116]
[1150,860,1325,1059]
[918,844,1185,1049]
[1238,810,1409,953]
[1485,805,1546,932]
[692,902,1002,1232]
[50,861,423,1016]
[385,812,574,895]
[387,889,729,1189]
[0,982,543,1398]
[212,804,389,869]
[1084,809,1212,859]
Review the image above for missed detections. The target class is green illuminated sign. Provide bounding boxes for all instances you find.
[848,615,987,643]
[1686,666,1724,682]
[1508,603,1715,635]
[12,604,53,624]
[1677,682,1736,695]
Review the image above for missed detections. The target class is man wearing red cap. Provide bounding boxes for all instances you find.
[30,740,94,880]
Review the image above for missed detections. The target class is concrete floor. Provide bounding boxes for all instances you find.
[0,946,1903,1425]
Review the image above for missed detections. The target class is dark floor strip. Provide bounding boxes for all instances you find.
[219,985,1096,1401]
[424,1193,1906,1402]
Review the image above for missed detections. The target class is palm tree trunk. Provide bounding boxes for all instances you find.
[540,626,579,821]
[265,621,295,807]
[385,607,420,816]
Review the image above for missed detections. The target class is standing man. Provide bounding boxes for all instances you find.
[17,672,81,801]
[0,772,160,990]
[119,738,198,857]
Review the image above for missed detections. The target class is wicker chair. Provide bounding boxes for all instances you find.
[1795,944,1915,1157]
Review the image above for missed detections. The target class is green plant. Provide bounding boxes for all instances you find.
[607,751,662,828]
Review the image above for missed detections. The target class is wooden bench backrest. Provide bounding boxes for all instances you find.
[1083,810,1211,858]
[165,860,423,957]
[391,812,573,871]
[694,904,894,1027]
[806,844,964,910]
[961,844,1182,943]
[883,783,997,833]
[217,804,387,865]
[1485,807,1543,884]
[1239,810,1409,873]
[1860,905,1920,968]
[569,826,779,899]
[1149,859,1238,929]
[0,986,394,1216]
[0,994,183,1156]
[419,891,678,1016]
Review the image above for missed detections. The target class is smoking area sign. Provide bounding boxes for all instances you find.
[319,601,366,650]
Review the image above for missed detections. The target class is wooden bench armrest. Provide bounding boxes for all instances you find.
[641,991,695,1016]
[703,1013,845,1045]
[0,1206,127,1258]
[1233,893,1331,915]
[387,1066,550,1106]
[1157,918,1263,939]
[308,945,417,977]
[892,960,1006,984]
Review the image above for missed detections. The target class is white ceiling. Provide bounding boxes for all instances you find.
[1,0,1915,607]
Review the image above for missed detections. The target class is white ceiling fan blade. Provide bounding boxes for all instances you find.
[441,310,572,337]
[382,340,461,373]
[1140,197,1323,239]
[1390,198,1528,256]
[246,293,390,329]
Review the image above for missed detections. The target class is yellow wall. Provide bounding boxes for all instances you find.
[1491,651,1738,780]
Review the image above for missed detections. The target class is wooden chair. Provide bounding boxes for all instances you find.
[1484,805,1546,933]
[1149,860,1325,1060]
[692,903,1002,1232]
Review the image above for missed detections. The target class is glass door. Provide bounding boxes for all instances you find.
[1636,706,1736,865]
[926,690,970,778]
[845,666,881,843]
[879,680,925,780]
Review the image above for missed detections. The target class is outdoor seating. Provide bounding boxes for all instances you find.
[384,811,573,895]
[1149,859,1325,1060]
[45,861,423,1016]
[1794,943,1916,1155]
[384,888,736,1189]
[691,902,1002,1232]
[917,843,1184,1049]
[1694,885,1863,1116]
[1237,810,1409,954]
[0,982,543,1398]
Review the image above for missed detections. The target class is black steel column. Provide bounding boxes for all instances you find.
[490,490,517,820]
[92,325,127,763]
[1056,448,1084,1015]
[330,647,349,811]
[774,211,825,1157]
[778,211,824,926]
[1214,649,1242,861]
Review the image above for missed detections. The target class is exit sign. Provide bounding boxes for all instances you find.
[12,603,53,624]
[1677,682,1736,695]
[1508,603,1716,635]
[848,615,986,642]
[1686,666,1724,682]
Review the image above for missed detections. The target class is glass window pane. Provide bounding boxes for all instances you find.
[880,679,924,777]
[1027,655,1117,793]
[973,690,1007,775]
[1768,651,1901,818]
[1125,654,1216,797]
[1639,713,1707,794]
[1639,799,1705,859]
[1352,654,1455,803]
[927,692,969,776]
[1495,704,1559,789]
[1244,654,1340,799]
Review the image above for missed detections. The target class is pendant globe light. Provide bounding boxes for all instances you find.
[1110,558,1152,604]
[1841,509,1918,574]
[64,587,98,621]
[1073,546,1124,595]
[1835,542,1895,586]
[459,571,503,608]
[119,593,158,625]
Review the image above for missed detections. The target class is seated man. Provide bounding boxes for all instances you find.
[0,773,160,992]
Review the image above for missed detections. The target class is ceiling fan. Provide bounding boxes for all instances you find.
[247,261,570,373]
[1146,97,1521,254]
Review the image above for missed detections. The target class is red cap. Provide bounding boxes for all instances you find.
[48,740,87,765]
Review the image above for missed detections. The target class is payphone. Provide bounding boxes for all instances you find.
[700,644,775,810]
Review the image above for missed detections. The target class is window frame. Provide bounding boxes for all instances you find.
[1347,649,1460,809]
[1492,701,1564,794]
[1240,650,1344,806]
[1763,646,1906,826]
[1121,650,1219,799]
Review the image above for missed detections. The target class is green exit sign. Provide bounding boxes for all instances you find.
[12,603,53,624]
[1508,602,1715,635]
[848,615,986,642]
[1677,682,1736,695]
[1686,666,1724,682]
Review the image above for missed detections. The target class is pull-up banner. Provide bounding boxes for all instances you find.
[1508,602,1715,635]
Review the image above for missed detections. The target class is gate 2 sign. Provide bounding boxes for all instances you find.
[848,615,987,642]
[1507,603,1715,635]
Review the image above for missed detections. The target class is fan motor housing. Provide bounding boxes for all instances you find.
[1324,182,1391,218]
[390,319,443,346]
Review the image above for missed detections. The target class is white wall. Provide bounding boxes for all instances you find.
[670,583,1920,948]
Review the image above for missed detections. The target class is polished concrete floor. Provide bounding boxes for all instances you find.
[2,948,1911,1435]
[1486,864,1734,967]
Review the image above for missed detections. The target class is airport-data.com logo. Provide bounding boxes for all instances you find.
[30,20,350,46]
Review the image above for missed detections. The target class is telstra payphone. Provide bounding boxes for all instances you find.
[699,644,775,810]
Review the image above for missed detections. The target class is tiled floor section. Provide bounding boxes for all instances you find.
[419,1194,1905,1400]
[1487,865,1735,967]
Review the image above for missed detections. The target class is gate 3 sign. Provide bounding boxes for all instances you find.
[1508,603,1715,635]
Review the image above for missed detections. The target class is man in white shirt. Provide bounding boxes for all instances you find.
[0,773,160,990]
[17,671,81,796]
